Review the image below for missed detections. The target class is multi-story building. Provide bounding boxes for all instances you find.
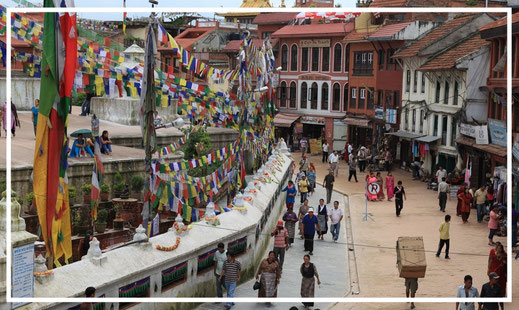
[343,12,436,148]
[393,13,498,178]
[294,0,335,7]
[217,0,273,25]
[271,21,354,150]
[364,0,508,7]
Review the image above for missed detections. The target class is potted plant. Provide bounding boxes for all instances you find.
[25,192,36,215]
[100,184,110,202]
[113,172,125,198]
[113,203,124,230]
[71,209,81,236]
[130,175,144,200]
[95,209,108,233]
[81,184,92,204]
[68,186,77,205]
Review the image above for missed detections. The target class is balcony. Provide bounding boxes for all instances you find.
[353,67,373,76]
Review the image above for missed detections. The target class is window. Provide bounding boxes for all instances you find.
[310,82,318,109]
[433,114,438,136]
[311,47,319,71]
[332,83,341,111]
[162,261,188,291]
[228,237,247,256]
[413,70,417,93]
[289,82,296,108]
[387,49,395,70]
[343,84,349,111]
[412,109,416,132]
[419,110,424,134]
[322,47,330,71]
[197,249,217,275]
[344,44,350,72]
[441,116,448,145]
[367,87,374,110]
[405,70,410,92]
[394,91,399,109]
[350,87,357,109]
[453,81,459,105]
[300,82,308,109]
[353,51,374,75]
[377,90,383,106]
[404,108,409,131]
[301,47,309,71]
[444,80,450,105]
[358,87,365,109]
[279,81,287,108]
[435,81,441,103]
[333,44,342,72]
[385,90,393,109]
[451,118,457,146]
[421,72,425,93]
[322,83,329,110]
[290,44,298,71]
[281,45,288,71]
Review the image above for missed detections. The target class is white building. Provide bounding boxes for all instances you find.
[393,13,495,175]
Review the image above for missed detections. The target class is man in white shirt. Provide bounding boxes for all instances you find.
[357,147,367,172]
[328,151,339,176]
[438,177,450,212]
[456,275,479,310]
[436,165,447,182]
[214,243,227,298]
[328,201,344,242]
[322,141,329,164]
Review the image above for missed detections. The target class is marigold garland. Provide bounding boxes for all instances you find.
[34,270,53,276]
[156,236,181,251]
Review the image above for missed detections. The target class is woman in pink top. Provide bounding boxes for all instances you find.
[385,172,395,201]
[367,172,378,202]
[488,205,500,245]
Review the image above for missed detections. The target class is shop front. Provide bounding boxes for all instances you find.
[384,130,424,166]
[343,116,372,148]
[414,135,441,177]
[273,113,301,149]
[300,116,326,140]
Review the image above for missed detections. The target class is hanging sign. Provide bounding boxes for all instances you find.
[460,123,476,138]
[12,244,34,308]
[487,119,506,147]
[475,125,489,145]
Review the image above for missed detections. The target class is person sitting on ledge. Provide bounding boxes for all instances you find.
[70,133,94,158]
[100,130,113,155]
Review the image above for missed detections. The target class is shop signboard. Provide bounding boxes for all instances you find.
[488,119,507,147]
[294,123,303,134]
[300,39,330,48]
[309,139,322,155]
[301,116,325,125]
[513,141,519,162]
[386,109,397,124]
[459,123,476,138]
[475,125,489,145]
[375,107,384,119]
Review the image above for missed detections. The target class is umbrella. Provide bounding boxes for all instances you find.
[295,12,316,19]
[70,129,92,138]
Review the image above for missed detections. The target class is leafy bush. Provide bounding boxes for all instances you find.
[130,175,145,193]
[72,92,86,107]
[100,183,110,193]
[68,186,77,199]
[114,172,123,184]
[114,183,126,192]
[25,192,34,206]
[81,184,92,195]
[96,209,108,224]
[182,126,211,160]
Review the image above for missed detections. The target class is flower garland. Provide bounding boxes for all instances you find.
[34,270,53,276]
[156,236,181,252]
[205,216,220,226]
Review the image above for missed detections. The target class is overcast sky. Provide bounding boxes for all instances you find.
[3,0,359,21]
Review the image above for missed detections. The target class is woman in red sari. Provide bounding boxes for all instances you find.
[458,188,472,223]
[376,172,385,201]
[386,172,395,201]
[488,243,507,296]
[456,183,467,217]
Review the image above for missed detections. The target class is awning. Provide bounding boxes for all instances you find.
[455,137,506,158]
[342,117,370,128]
[415,135,441,143]
[273,113,301,128]
[385,131,424,140]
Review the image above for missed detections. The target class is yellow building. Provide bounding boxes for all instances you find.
[217,0,273,24]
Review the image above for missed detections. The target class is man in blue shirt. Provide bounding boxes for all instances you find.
[31,99,39,137]
[302,207,320,255]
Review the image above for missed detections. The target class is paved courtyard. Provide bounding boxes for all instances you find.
[198,184,350,310]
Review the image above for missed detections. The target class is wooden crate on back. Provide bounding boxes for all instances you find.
[396,236,427,278]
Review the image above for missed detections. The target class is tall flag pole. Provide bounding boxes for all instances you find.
[140,10,158,226]
[33,0,76,268]
[123,0,127,35]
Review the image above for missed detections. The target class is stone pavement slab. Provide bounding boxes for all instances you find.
[198,184,350,310]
